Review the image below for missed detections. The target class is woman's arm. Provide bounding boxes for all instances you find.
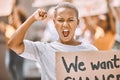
[8,8,47,54]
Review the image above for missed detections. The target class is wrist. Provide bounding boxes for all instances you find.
[28,15,36,23]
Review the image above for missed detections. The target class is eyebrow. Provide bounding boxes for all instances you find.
[69,17,77,19]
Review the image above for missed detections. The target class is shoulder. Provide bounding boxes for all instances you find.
[81,42,98,51]
[24,40,51,48]
[24,40,48,45]
[23,40,52,52]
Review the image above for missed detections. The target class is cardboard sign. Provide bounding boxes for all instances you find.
[0,0,14,16]
[73,0,108,17]
[32,0,61,7]
[56,51,120,80]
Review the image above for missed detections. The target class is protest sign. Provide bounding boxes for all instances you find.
[73,0,108,17]
[32,0,61,7]
[56,51,120,80]
[0,0,14,16]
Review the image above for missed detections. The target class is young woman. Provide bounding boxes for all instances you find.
[8,2,97,80]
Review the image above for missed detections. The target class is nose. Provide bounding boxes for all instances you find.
[63,21,68,28]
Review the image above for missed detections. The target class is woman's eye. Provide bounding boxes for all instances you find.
[57,20,64,22]
[68,20,74,22]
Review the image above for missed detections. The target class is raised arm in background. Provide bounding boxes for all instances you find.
[107,0,116,34]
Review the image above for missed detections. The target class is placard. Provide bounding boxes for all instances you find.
[56,51,120,80]
[32,0,61,7]
[73,0,108,17]
[0,0,14,16]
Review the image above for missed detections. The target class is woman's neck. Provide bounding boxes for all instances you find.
[58,39,81,46]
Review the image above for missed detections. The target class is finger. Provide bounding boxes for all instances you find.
[38,9,47,15]
[43,13,47,19]
[40,12,47,18]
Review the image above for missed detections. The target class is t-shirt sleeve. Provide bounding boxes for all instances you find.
[20,40,44,61]
[84,43,98,51]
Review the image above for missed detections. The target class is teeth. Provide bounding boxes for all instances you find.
[62,29,69,37]
[63,29,69,31]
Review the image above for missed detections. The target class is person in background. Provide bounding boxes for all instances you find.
[8,2,98,80]
[93,0,116,50]
[0,21,6,43]
[5,0,27,80]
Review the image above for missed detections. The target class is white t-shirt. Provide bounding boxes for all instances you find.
[20,40,98,80]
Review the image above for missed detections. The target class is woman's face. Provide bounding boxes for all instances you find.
[53,7,79,43]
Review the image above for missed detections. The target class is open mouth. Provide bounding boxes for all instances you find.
[62,29,70,37]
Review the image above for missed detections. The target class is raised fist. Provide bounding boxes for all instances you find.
[32,8,47,21]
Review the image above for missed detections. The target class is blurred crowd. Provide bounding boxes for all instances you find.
[0,0,120,80]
